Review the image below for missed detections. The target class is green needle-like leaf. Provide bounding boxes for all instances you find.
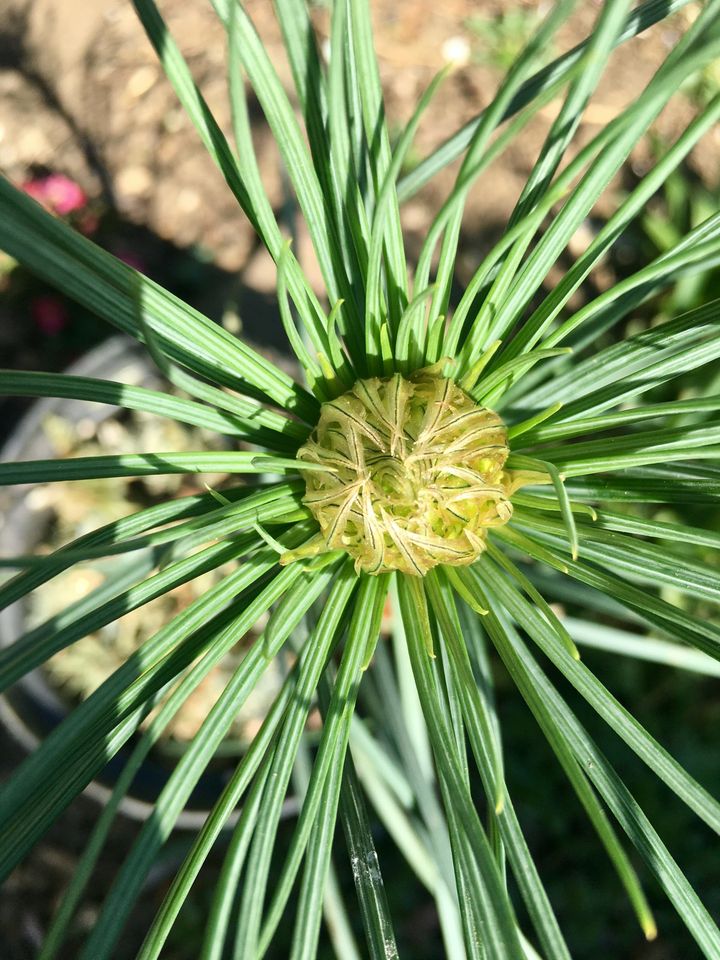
[0,369,303,445]
[256,573,389,958]
[134,561,343,960]
[0,451,327,485]
[398,575,525,960]
[476,559,720,834]
[563,618,720,679]
[336,749,400,960]
[231,563,358,958]
[485,607,720,957]
[0,482,301,608]
[0,525,314,880]
[397,0,698,200]
[427,570,573,960]
[0,177,317,419]
[79,568,330,960]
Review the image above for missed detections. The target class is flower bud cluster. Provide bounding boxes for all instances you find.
[299,369,514,575]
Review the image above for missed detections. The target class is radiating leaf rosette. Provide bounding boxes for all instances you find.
[297,368,516,575]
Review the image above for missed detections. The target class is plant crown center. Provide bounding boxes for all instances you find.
[298,368,513,576]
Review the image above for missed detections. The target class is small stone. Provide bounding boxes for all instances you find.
[26,487,53,511]
[126,65,157,99]
[116,165,153,197]
[177,187,201,213]
[18,128,50,161]
[75,417,97,441]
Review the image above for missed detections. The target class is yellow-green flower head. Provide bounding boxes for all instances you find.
[297,367,515,576]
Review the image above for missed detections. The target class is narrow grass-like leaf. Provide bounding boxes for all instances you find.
[337,748,399,960]
[508,455,578,560]
[456,5,720,374]
[439,769,491,960]
[326,0,373,364]
[277,1,369,321]
[42,560,312,960]
[255,574,389,958]
[497,523,720,659]
[275,241,330,385]
[37,683,164,959]
[563,618,720,678]
[1,493,306,572]
[505,93,720,362]
[0,525,313,881]
[474,559,720,834]
[397,575,524,960]
[518,300,720,417]
[506,402,563,441]
[462,582,656,943]
[472,349,570,407]
[365,66,448,364]
[229,563,358,957]
[0,370,302,445]
[378,624,468,958]
[291,736,363,960]
[440,84,577,361]
[515,397,720,445]
[558,464,720,504]
[427,570,573,960]
[460,29,720,371]
[0,178,317,419]
[507,0,633,228]
[134,561,342,960]
[289,576,390,960]
[515,510,720,605]
[348,1,407,333]
[0,482,301,608]
[484,542,579,660]
[201,752,275,960]
[0,451,325,486]
[0,530,252,691]
[485,608,720,957]
[225,1,335,347]
[351,723,452,900]
[213,0,352,318]
[516,213,720,372]
[425,572,503,805]
[135,0,341,373]
[79,571,321,960]
[540,424,720,477]
[587,507,720,550]
[415,0,577,341]
[397,0,697,201]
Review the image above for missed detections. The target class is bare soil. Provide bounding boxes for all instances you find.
[1,0,717,284]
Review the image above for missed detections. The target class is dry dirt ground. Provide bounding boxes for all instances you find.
[1,0,716,283]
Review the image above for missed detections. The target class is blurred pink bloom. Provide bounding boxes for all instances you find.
[77,211,100,235]
[23,174,87,215]
[31,295,69,335]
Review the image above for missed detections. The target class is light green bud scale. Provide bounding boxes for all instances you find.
[283,366,527,577]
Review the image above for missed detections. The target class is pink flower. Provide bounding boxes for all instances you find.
[31,296,69,335]
[22,180,48,205]
[22,174,87,216]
